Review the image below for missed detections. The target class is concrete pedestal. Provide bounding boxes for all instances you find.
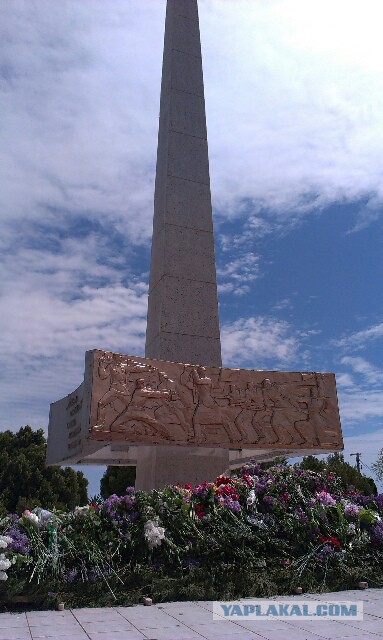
[135,446,229,490]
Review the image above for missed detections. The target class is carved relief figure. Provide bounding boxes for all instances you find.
[109,378,172,440]
[295,373,340,446]
[95,353,158,430]
[260,378,306,446]
[234,381,277,444]
[191,366,243,443]
[156,371,195,439]
[96,353,134,428]
[90,351,341,451]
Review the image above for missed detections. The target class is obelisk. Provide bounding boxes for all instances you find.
[136,0,229,489]
[46,0,343,477]
[145,0,221,367]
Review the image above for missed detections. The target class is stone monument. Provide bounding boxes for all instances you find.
[46,0,343,487]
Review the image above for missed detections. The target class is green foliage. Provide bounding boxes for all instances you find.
[300,453,377,495]
[1,461,383,609]
[100,466,136,499]
[0,426,88,513]
[372,448,383,481]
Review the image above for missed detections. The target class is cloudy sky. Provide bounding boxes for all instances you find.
[1,0,383,495]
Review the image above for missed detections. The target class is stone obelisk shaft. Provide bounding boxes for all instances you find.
[136,0,227,490]
[145,0,222,367]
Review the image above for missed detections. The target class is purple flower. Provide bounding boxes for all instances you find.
[121,494,136,509]
[344,503,361,517]
[294,508,308,524]
[193,482,213,500]
[263,495,275,507]
[315,543,338,561]
[220,496,241,512]
[240,463,262,477]
[316,491,336,507]
[371,521,383,546]
[103,494,121,520]
[6,526,30,555]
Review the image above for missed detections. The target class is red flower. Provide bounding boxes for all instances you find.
[216,475,231,487]
[281,492,289,502]
[242,474,254,487]
[184,484,193,490]
[216,485,239,501]
[318,534,341,548]
[194,503,206,518]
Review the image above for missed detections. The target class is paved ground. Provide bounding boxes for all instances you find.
[0,589,382,640]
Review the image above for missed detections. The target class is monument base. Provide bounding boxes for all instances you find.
[135,445,230,490]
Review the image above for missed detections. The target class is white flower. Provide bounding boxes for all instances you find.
[0,554,11,571]
[0,535,12,549]
[347,524,356,535]
[0,571,8,581]
[247,490,256,506]
[34,508,53,522]
[74,505,90,515]
[23,510,39,524]
[144,520,166,550]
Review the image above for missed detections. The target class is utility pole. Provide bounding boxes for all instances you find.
[350,452,361,473]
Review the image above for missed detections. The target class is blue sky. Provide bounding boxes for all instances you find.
[1,0,383,496]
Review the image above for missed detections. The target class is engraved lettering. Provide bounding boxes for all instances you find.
[69,426,81,438]
[68,438,81,450]
[70,399,83,416]
[66,395,78,410]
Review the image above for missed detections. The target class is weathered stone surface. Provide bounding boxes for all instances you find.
[149,225,217,289]
[146,277,221,347]
[134,446,229,492]
[145,334,223,369]
[169,90,207,138]
[145,0,221,368]
[153,177,213,234]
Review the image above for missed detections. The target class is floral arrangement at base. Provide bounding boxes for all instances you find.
[1,462,383,610]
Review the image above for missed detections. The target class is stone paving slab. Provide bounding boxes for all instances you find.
[1,590,383,640]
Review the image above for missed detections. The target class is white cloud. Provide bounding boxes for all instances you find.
[335,373,355,389]
[217,251,260,296]
[2,0,383,252]
[338,389,383,423]
[336,357,383,425]
[221,316,300,368]
[0,0,164,243]
[272,298,292,311]
[0,231,148,431]
[335,322,383,349]
[202,0,383,229]
[340,356,383,385]
[217,282,250,297]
